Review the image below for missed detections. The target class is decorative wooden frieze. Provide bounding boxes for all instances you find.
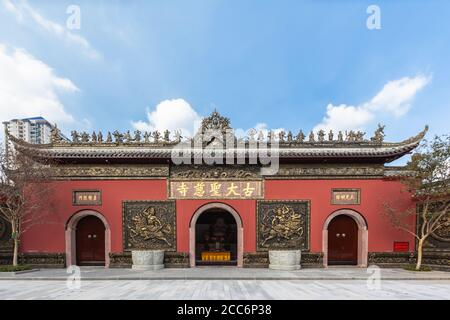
[169,180,263,199]
[257,200,310,251]
[73,190,102,206]
[170,165,260,179]
[269,165,385,179]
[122,201,176,251]
[53,164,169,179]
[331,189,361,205]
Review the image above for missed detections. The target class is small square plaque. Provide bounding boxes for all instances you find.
[331,189,360,205]
[73,190,102,206]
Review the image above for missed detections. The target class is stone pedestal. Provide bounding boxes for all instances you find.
[131,250,164,270]
[269,250,301,271]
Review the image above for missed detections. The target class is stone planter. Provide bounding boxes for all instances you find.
[269,250,301,271]
[131,250,165,270]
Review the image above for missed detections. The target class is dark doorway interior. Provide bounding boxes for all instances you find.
[328,215,358,265]
[195,209,237,266]
[76,215,106,266]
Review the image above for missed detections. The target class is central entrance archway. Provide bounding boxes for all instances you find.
[190,203,243,267]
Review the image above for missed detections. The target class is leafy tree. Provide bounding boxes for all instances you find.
[0,143,55,266]
[384,134,450,270]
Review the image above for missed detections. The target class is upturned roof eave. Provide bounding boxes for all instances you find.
[8,126,428,163]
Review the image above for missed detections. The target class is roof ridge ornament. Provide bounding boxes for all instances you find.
[198,109,232,135]
[370,123,385,143]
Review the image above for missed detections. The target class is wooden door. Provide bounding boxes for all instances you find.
[76,216,105,265]
[328,215,358,265]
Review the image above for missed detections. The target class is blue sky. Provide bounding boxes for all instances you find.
[0,0,449,163]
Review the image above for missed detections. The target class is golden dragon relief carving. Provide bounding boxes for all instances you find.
[123,201,176,250]
[130,206,172,246]
[257,201,309,251]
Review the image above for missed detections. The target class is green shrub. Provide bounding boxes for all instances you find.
[403,264,432,272]
[0,265,32,272]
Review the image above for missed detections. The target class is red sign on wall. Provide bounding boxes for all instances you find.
[393,241,409,252]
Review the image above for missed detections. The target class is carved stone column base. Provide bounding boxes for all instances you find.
[269,250,301,271]
[131,250,164,270]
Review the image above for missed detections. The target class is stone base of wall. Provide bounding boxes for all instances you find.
[1,251,445,270]
[422,251,450,271]
[1,253,65,268]
[110,252,190,268]
[243,252,323,268]
[243,252,269,268]
[164,252,190,268]
[109,252,131,268]
[368,251,450,271]
[0,253,12,265]
[302,252,324,268]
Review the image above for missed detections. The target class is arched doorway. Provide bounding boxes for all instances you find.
[327,215,358,265]
[65,210,111,268]
[190,203,243,267]
[322,209,368,267]
[76,216,106,266]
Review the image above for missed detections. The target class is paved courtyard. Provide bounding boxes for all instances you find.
[1,266,450,280]
[0,267,449,299]
[0,279,449,300]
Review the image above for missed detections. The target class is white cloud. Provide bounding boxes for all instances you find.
[314,75,431,132]
[365,76,431,116]
[2,0,99,59]
[132,99,202,138]
[314,104,374,132]
[2,0,23,21]
[0,44,77,125]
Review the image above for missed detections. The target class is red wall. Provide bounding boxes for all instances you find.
[264,179,416,252]
[20,178,416,255]
[20,179,167,253]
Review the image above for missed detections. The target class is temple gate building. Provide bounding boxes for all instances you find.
[1,111,448,269]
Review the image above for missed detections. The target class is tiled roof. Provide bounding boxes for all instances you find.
[9,126,428,164]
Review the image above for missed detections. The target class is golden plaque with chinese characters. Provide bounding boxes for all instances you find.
[169,181,263,199]
[331,189,360,205]
[73,190,102,205]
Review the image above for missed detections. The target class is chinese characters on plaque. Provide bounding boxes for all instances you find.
[331,189,360,205]
[73,190,102,205]
[170,181,263,199]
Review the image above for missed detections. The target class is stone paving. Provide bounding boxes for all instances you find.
[0,266,449,280]
[0,279,449,300]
